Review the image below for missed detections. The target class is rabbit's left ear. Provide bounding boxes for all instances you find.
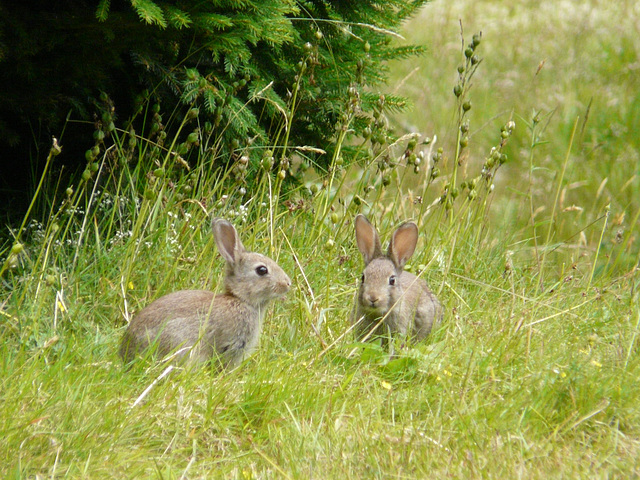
[212,218,246,265]
[388,222,418,269]
[355,214,382,265]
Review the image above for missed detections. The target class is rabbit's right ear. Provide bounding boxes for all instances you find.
[355,214,382,264]
[388,221,418,269]
[212,218,246,264]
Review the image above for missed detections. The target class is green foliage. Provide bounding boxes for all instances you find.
[0,0,428,214]
[394,0,640,277]
[1,96,638,473]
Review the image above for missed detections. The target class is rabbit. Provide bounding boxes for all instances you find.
[352,214,442,344]
[119,217,291,369]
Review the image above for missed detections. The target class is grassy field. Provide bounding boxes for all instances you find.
[2,0,639,478]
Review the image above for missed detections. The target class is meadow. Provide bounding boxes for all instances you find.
[1,0,639,478]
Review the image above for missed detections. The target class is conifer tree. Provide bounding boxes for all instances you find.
[0,0,428,193]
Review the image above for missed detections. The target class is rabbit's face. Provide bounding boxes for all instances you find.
[359,258,402,316]
[226,252,291,306]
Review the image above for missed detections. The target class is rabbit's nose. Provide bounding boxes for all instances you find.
[277,275,291,294]
[366,295,381,307]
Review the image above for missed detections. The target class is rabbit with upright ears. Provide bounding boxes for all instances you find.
[353,214,442,343]
[119,217,291,369]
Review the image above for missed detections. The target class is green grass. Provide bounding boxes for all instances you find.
[2,0,640,478]
[392,0,640,271]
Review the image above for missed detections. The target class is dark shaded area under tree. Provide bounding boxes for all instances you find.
[0,0,427,226]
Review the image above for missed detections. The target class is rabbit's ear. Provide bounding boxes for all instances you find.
[355,214,382,264]
[212,218,246,264]
[388,222,418,269]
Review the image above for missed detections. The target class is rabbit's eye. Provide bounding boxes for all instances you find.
[389,275,397,286]
[256,265,269,276]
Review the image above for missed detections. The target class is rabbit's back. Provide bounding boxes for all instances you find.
[119,290,214,363]
[119,290,262,367]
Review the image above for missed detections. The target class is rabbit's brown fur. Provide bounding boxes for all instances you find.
[353,214,442,343]
[119,218,291,368]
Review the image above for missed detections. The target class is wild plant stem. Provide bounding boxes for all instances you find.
[538,117,578,292]
[587,205,609,290]
[0,146,57,278]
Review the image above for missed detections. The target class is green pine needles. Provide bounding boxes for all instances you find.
[95,0,430,176]
[0,1,428,215]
